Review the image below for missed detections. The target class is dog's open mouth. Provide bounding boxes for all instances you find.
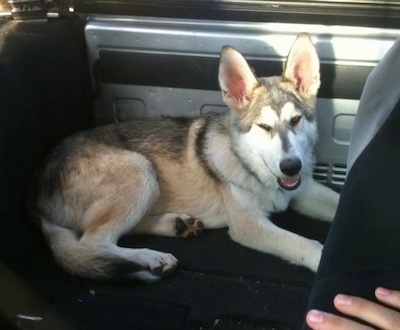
[278,175,301,191]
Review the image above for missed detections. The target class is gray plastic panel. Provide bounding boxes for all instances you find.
[84,15,400,187]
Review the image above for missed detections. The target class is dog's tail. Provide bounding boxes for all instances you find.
[41,220,143,280]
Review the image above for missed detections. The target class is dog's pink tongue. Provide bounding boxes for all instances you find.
[281,176,298,186]
[280,175,300,188]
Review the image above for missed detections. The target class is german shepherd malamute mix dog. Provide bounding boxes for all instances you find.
[29,33,339,281]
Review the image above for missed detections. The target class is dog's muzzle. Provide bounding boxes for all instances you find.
[278,157,302,190]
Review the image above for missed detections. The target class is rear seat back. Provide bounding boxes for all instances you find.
[84,16,399,187]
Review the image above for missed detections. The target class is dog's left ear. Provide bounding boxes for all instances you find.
[282,33,320,98]
[218,46,260,113]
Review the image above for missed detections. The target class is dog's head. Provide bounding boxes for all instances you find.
[218,33,320,191]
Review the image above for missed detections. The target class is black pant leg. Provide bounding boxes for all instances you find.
[303,98,400,329]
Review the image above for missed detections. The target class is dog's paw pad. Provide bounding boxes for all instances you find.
[174,217,204,238]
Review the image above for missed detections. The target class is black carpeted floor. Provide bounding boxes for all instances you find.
[33,210,329,330]
[3,210,329,330]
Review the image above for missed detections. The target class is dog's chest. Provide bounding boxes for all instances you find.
[258,189,292,213]
[232,184,292,214]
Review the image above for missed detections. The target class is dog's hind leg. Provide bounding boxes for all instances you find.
[51,152,178,281]
[133,214,204,238]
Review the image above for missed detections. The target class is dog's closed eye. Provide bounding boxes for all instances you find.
[290,115,302,126]
[257,123,272,132]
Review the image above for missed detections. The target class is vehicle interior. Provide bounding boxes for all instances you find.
[1,1,400,329]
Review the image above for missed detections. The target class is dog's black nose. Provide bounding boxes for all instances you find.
[280,157,302,176]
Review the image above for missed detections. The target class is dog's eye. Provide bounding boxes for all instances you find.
[258,124,272,132]
[290,115,302,126]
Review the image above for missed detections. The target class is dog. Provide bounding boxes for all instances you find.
[28,33,339,282]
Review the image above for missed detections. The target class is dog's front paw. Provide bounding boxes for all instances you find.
[305,240,323,272]
[174,216,204,238]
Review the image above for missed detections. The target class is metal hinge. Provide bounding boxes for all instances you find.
[4,0,74,20]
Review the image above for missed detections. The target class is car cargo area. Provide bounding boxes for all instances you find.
[1,1,400,329]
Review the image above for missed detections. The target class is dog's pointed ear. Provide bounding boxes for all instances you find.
[282,33,320,98]
[218,46,260,112]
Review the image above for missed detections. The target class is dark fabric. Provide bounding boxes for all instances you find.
[0,17,92,329]
[303,98,400,328]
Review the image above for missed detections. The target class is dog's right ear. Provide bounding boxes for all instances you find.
[218,46,260,113]
[282,33,320,99]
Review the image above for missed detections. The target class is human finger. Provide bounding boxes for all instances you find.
[375,287,400,310]
[334,293,400,329]
[306,309,374,330]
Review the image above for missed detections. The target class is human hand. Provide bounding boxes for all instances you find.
[306,287,400,329]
